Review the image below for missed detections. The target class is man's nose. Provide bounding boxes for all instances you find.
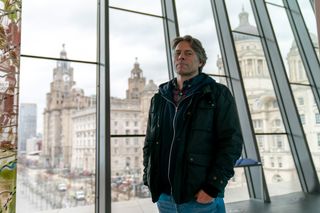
[178,53,185,60]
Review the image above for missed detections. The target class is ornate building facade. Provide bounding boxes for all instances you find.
[42,46,91,169]
[218,9,320,194]
[42,52,157,181]
[110,59,157,178]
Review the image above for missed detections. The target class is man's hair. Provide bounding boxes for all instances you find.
[172,35,207,72]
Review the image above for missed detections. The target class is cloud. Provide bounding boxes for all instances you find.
[21,0,96,61]
[109,0,162,16]
[19,0,316,133]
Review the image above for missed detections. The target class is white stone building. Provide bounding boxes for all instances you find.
[71,96,96,174]
[219,8,320,191]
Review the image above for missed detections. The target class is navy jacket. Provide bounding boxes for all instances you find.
[143,73,243,204]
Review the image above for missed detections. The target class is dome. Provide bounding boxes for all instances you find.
[234,8,259,41]
[72,87,84,94]
[144,79,158,92]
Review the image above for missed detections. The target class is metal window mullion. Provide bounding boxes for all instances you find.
[161,0,179,80]
[97,0,111,212]
[310,0,315,12]
[251,0,320,193]
[315,0,320,52]
[284,0,320,113]
[211,0,270,202]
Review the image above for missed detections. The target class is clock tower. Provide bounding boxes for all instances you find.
[53,44,74,83]
[126,58,146,100]
[42,45,90,169]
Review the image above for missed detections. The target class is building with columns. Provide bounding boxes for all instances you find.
[218,8,320,193]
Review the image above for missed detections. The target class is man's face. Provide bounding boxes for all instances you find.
[173,41,203,78]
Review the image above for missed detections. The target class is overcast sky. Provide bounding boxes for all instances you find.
[19,0,317,133]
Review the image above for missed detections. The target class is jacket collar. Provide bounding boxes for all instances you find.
[159,73,215,100]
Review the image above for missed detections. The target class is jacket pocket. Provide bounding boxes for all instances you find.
[191,100,215,132]
[186,153,212,196]
[188,153,212,167]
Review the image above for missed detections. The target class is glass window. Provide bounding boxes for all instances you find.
[278,157,283,168]
[265,0,284,6]
[110,9,168,98]
[277,138,283,149]
[109,0,162,16]
[225,0,259,36]
[21,0,97,61]
[316,113,320,124]
[253,119,263,129]
[297,0,319,59]
[267,4,312,85]
[300,114,306,124]
[270,157,275,167]
[227,0,301,198]
[16,0,320,211]
[297,97,304,105]
[267,2,320,187]
[109,6,166,211]
[17,57,97,212]
[176,0,226,79]
[257,135,264,149]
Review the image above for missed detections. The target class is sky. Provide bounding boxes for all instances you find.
[18,0,317,133]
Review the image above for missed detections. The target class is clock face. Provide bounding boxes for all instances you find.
[63,74,70,81]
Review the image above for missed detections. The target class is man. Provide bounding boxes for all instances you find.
[143,35,243,213]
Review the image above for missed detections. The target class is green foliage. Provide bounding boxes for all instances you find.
[0,0,20,212]
[0,0,21,22]
[8,194,16,213]
[0,168,16,180]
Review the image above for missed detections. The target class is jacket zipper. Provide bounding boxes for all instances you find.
[168,105,178,196]
[162,93,195,196]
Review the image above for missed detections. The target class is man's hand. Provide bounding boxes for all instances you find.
[195,190,214,204]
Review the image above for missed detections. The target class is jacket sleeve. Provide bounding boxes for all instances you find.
[143,95,156,186]
[206,84,243,193]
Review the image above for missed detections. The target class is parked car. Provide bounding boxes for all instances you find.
[57,183,67,192]
[74,190,85,200]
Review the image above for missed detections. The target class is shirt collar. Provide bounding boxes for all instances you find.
[172,74,204,91]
